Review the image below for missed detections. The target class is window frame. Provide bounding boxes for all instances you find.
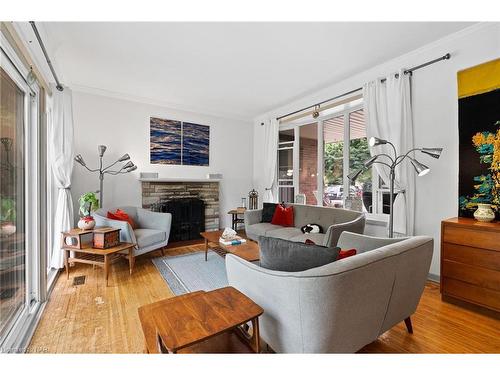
[277,97,388,220]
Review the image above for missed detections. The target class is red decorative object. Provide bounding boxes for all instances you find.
[304,239,316,245]
[271,204,294,227]
[338,249,357,259]
[107,209,136,229]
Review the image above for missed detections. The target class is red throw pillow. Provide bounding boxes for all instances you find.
[305,239,316,245]
[338,249,357,260]
[271,204,294,227]
[107,209,136,229]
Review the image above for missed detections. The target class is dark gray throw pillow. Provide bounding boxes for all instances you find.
[261,202,277,223]
[258,236,340,272]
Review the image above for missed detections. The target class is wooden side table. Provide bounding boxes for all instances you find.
[228,207,246,231]
[62,239,135,286]
[138,287,263,353]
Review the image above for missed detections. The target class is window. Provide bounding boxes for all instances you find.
[278,129,295,203]
[277,95,385,216]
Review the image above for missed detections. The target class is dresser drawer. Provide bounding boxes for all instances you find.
[442,277,500,312]
[442,243,500,271]
[442,225,500,251]
[442,260,500,291]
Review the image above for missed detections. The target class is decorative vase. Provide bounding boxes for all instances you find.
[0,222,17,237]
[473,203,495,222]
[78,216,96,230]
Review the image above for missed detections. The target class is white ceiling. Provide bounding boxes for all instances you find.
[34,22,474,120]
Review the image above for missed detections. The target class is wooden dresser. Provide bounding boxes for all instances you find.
[441,217,500,314]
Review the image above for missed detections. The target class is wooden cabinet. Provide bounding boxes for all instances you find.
[441,217,500,314]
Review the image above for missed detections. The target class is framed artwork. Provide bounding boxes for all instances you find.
[150,117,182,165]
[182,122,210,166]
[458,58,500,218]
[150,117,209,166]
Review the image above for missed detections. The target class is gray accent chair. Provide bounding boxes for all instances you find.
[226,231,433,353]
[94,206,172,271]
[244,203,365,247]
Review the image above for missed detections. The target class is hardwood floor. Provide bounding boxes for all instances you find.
[29,243,500,353]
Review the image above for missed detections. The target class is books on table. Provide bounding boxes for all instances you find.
[219,236,247,246]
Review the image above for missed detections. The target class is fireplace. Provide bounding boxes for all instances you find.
[153,198,205,241]
[140,179,220,240]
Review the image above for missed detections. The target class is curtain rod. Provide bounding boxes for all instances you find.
[275,53,451,121]
[29,21,64,92]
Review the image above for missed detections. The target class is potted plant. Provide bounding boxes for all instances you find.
[0,197,16,237]
[78,192,99,230]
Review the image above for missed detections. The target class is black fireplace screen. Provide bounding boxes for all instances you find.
[152,198,205,242]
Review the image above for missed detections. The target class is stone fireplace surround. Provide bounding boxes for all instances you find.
[140,178,220,232]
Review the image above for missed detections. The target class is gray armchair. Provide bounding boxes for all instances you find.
[94,206,172,272]
[226,231,433,353]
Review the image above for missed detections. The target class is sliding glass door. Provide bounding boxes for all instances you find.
[1,31,45,351]
[0,67,26,339]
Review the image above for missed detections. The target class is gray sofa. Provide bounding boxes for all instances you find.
[244,203,365,247]
[94,206,172,270]
[226,231,433,353]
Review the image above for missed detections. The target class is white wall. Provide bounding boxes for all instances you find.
[71,91,254,229]
[252,23,500,276]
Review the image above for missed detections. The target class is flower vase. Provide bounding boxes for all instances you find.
[473,203,495,222]
[78,216,96,230]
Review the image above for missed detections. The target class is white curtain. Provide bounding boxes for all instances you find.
[363,70,415,236]
[48,85,75,269]
[262,118,279,202]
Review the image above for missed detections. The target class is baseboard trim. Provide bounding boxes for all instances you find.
[427,273,440,283]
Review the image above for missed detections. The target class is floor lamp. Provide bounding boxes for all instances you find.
[74,145,137,208]
[348,137,442,238]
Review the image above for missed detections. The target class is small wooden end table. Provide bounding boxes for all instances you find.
[61,232,135,286]
[201,230,260,262]
[138,286,263,353]
[228,207,246,231]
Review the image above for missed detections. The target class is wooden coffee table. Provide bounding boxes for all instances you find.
[200,230,260,262]
[138,287,263,353]
[62,240,135,286]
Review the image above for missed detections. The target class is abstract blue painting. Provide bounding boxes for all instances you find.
[150,117,209,166]
[182,122,210,166]
[150,117,182,164]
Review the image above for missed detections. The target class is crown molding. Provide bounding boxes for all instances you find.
[70,83,252,123]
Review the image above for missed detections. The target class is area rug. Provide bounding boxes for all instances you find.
[152,251,229,295]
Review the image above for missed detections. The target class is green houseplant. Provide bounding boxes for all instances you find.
[0,196,17,237]
[77,192,99,230]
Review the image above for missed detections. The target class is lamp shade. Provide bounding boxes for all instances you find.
[74,154,86,166]
[368,137,387,147]
[421,147,443,159]
[98,145,107,157]
[126,165,138,172]
[118,153,131,162]
[363,155,378,168]
[410,158,430,176]
[123,161,134,169]
[347,169,363,181]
